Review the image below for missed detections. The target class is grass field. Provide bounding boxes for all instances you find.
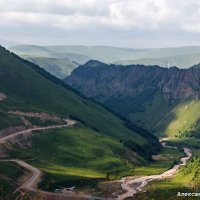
[134,147,185,176]
[128,93,176,133]
[9,127,140,191]
[129,96,200,139]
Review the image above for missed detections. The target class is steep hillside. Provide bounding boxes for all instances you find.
[0,46,160,194]
[156,100,200,138]
[65,60,200,138]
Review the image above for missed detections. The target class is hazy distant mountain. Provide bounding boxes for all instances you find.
[27,57,79,78]
[9,45,200,69]
[9,45,90,63]
[0,39,18,48]
[116,53,200,68]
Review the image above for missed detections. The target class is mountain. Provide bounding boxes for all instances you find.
[65,60,200,138]
[8,45,91,78]
[9,44,90,63]
[9,45,200,70]
[27,57,79,78]
[117,53,200,68]
[0,39,18,48]
[0,46,160,197]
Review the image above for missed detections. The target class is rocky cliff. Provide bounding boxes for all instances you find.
[65,61,200,136]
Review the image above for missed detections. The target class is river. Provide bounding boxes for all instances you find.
[117,141,192,200]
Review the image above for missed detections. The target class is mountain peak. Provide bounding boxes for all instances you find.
[84,60,107,67]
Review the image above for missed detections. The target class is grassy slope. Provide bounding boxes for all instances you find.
[134,147,184,176]
[156,100,200,138]
[128,93,176,133]
[10,127,183,192]
[127,93,200,139]
[10,127,141,191]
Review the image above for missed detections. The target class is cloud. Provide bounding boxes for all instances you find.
[0,0,200,31]
[1,0,200,47]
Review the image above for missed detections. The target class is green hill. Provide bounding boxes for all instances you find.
[0,46,160,193]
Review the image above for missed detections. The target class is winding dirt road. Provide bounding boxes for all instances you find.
[117,142,192,200]
[0,119,76,144]
[1,159,42,191]
[0,119,76,190]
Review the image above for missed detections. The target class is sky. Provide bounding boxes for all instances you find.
[1,0,200,48]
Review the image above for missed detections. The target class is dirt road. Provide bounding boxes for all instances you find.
[0,119,75,144]
[1,159,42,191]
[0,119,75,190]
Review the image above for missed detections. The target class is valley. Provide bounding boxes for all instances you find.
[0,45,199,200]
[1,0,200,199]
[65,59,200,199]
[0,122,189,200]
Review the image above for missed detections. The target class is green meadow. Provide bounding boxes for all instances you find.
[10,127,138,191]
[134,147,185,176]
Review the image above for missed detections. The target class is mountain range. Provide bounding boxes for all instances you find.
[65,60,200,138]
[8,44,200,80]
